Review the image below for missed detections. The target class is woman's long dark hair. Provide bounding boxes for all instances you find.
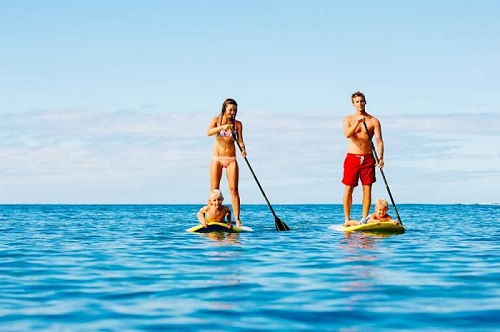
[220,98,238,119]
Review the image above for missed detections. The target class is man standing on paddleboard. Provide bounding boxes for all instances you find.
[342,91,385,224]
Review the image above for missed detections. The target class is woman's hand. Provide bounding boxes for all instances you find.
[221,123,233,131]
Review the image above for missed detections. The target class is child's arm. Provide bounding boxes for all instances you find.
[197,206,209,227]
[380,214,399,224]
[387,216,400,225]
[225,207,232,226]
[369,214,399,225]
[367,215,380,224]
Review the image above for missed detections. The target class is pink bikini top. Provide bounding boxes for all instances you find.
[216,117,237,138]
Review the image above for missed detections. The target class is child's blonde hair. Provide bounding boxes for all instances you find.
[208,189,224,201]
[375,198,389,209]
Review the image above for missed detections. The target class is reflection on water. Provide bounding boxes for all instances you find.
[194,232,244,313]
[339,232,382,250]
[197,232,242,245]
[337,232,380,301]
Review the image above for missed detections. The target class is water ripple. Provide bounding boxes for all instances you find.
[0,204,499,330]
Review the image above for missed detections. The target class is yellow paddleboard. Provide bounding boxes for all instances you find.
[329,222,405,234]
[186,222,254,233]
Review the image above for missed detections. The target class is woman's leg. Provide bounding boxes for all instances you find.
[210,159,223,190]
[226,161,241,226]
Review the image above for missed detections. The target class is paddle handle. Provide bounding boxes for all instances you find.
[363,121,403,225]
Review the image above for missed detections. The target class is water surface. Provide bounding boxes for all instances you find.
[0,204,499,331]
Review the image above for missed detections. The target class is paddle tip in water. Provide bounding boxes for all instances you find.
[275,218,291,231]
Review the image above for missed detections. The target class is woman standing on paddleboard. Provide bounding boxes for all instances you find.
[207,98,247,227]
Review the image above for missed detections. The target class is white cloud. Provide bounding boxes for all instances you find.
[0,110,498,204]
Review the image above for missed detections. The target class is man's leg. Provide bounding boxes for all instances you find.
[343,185,354,223]
[362,184,372,218]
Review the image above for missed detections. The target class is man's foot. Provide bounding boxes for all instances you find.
[236,220,243,227]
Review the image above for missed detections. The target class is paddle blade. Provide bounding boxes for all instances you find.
[275,217,290,231]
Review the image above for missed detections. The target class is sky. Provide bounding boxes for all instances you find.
[0,0,499,204]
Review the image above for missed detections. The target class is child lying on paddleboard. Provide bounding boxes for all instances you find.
[344,198,400,227]
[197,189,233,228]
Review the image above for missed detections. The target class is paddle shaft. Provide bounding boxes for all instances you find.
[232,130,290,231]
[363,121,403,225]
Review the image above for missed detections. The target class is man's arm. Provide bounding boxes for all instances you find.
[344,116,365,138]
[374,119,384,169]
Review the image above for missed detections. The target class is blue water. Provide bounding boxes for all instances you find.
[0,204,499,331]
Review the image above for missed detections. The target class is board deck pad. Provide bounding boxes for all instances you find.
[329,222,405,234]
[187,222,254,233]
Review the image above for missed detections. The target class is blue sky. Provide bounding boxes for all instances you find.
[0,1,499,204]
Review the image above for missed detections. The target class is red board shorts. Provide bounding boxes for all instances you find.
[342,153,376,187]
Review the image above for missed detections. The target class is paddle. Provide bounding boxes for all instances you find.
[232,129,290,231]
[363,121,403,225]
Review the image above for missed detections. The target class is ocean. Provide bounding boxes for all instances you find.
[0,204,499,331]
